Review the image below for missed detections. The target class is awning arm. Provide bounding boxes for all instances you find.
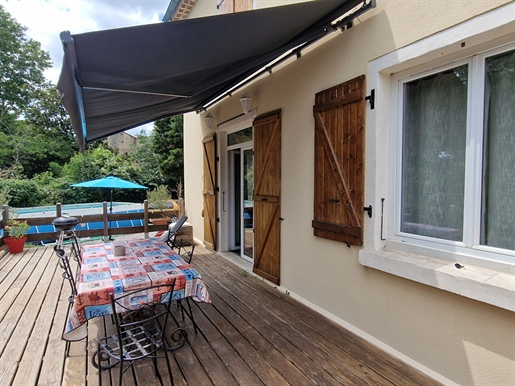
[201,0,376,111]
[82,86,192,99]
[331,0,376,31]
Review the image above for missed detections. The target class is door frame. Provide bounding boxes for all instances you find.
[216,114,255,254]
[227,143,254,262]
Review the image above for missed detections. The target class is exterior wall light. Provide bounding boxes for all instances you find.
[205,112,214,130]
[240,92,258,118]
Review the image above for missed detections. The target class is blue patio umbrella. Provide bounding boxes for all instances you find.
[71,176,147,214]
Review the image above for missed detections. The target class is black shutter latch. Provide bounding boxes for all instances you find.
[365,89,375,109]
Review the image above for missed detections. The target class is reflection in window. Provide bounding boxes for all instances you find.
[228,127,252,146]
[401,66,468,241]
[481,49,515,250]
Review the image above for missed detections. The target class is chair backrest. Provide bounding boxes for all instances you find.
[110,281,176,359]
[166,215,188,249]
[63,231,82,267]
[54,247,77,301]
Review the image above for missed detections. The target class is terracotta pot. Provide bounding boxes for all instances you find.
[151,218,169,225]
[4,236,27,254]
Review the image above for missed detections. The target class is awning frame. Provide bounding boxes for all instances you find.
[58,0,376,151]
[201,0,376,111]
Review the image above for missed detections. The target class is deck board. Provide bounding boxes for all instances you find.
[194,249,380,386]
[13,249,63,386]
[0,241,441,385]
[0,248,54,385]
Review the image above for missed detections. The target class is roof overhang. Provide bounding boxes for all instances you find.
[57,0,375,151]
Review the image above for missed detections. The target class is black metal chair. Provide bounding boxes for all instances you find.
[174,239,199,333]
[164,215,188,250]
[95,282,186,386]
[54,247,77,303]
[177,239,195,264]
[64,230,82,267]
[161,215,199,332]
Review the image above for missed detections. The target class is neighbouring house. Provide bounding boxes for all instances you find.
[57,1,515,384]
[105,132,137,155]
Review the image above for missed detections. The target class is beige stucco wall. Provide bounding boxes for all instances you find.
[183,1,515,384]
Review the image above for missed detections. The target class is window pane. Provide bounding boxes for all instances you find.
[401,65,468,241]
[481,49,515,250]
[228,127,252,146]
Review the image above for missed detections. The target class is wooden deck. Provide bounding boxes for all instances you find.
[0,241,440,386]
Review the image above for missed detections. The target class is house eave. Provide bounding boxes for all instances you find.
[163,0,198,22]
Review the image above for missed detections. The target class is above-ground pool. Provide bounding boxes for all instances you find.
[3,203,146,244]
[15,202,140,216]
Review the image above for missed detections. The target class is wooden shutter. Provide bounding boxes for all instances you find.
[203,134,217,250]
[253,111,281,285]
[312,75,365,246]
[218,0,252,14]
[235,0,252,12]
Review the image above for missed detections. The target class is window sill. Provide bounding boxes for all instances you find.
[359,248,515,312]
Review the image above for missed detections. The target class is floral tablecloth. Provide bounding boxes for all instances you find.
[63,238,210,341]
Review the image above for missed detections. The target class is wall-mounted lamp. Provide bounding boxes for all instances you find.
[240,92,258,118]
[205,112,214,130]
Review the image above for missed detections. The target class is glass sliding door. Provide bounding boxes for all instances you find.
[243,148,254,259]
[226,127,254,262]
[229,150,241,252]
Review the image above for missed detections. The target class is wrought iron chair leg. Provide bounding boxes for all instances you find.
[185,298,198,333]
[177,298,198,333]
[162,341,175,386]
[118,355,127,386]
[98,341,102,386]
[179,299,185,320]
[129,361,137,386]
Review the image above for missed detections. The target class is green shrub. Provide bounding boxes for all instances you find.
[0,179,43,208]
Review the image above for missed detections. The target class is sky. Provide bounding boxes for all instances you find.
[1,0,172,135]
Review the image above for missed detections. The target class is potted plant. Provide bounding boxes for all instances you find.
[3,219,30,253]
[147,185,175,225]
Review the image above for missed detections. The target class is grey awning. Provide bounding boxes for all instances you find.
[57,0,373,150]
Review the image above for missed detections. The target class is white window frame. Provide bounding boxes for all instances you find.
[359,3,515,311]
[391,45,515,267]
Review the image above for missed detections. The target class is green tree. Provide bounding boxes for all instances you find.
[152,115,184,193]
[0,7,75,179]
[61,145,148,205]
[128,132,164,189]
[0,110,75,179]
[24,85,78,172]
[0,119,30,179]
[0,5,51,124]
[0,179,44,207]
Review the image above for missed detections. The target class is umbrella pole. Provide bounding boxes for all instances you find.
[109,188,113,240]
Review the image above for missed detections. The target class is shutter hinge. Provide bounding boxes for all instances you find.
[364,205,373,218]
[216,156,220,162]
[365,89,375,109]
[217,217,220,223]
